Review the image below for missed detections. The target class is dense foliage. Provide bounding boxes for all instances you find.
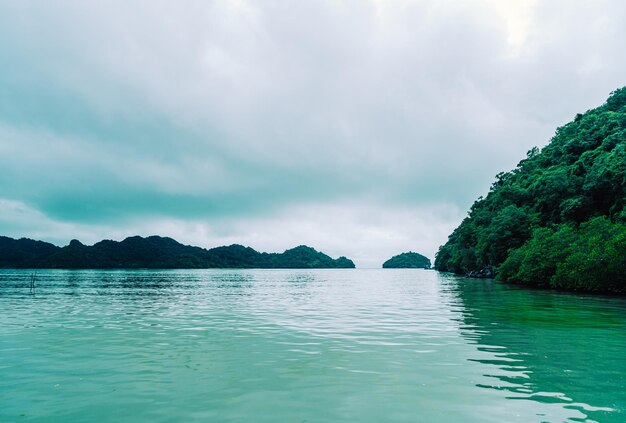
[499,217,626,293]
[0,236,355,269]
[435,88,626,293]
[382,252,431,269]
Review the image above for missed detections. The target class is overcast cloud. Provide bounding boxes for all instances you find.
[0,0,625,267]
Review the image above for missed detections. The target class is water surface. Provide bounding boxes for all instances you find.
[1,269,624,422]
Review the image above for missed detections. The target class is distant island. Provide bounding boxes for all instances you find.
[0,235,355,269]
[383,252,431,269]
[435,87,626,294]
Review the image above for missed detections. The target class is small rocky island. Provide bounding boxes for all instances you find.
[0,235,355,269]
[382,252,431,269]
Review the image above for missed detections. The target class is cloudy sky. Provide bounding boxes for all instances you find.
[0,0,625,267]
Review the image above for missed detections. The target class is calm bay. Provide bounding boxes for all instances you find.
[1,269,624,422]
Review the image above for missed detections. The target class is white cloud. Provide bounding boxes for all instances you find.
[0,0,625,263]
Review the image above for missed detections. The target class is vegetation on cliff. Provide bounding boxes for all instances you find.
[435,87,626,293]
[383,252,431,269]
[0,236,355,269]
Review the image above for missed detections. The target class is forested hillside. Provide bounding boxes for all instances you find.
[435,88,626,293]
[0,236,355,269]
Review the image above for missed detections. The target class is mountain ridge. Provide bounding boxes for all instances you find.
[0,235,355,269]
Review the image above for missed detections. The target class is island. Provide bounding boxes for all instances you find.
[382,252,431,269]
[0,235,355,269]
[435,87,626,294]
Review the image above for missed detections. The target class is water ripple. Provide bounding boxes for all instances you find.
[1,269,625,422]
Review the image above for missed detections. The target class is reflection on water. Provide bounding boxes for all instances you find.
[0,269,624,422]
[448,276,626,422]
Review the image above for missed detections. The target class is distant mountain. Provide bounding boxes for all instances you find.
[0,235,355,269]
[0,237,60,268]
[382,252,431,269]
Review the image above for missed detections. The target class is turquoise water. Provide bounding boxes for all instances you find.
[1,269,625,422]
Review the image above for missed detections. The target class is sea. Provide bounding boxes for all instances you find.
[1,269,625,422]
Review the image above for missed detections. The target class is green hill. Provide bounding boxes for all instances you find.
[0,236,355,269]
[383,252,431,269]
[435,87,626,293]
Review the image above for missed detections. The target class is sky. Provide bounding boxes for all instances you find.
[1,0,625,267]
